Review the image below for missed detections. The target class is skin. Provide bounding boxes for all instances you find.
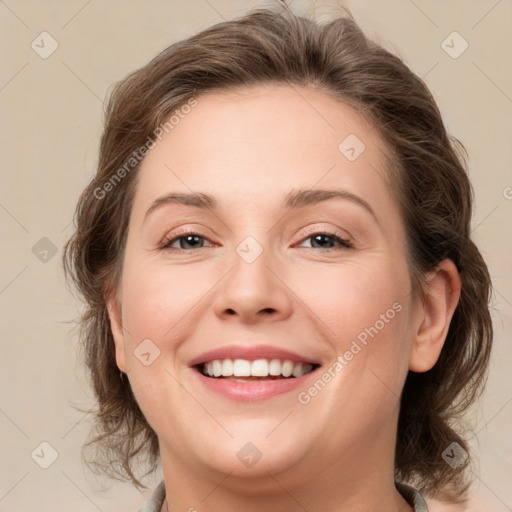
[107,84,461,512]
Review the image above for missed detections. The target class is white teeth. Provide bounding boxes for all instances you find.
[233,359,251,377]
[251,359,269,377]
[281,360,294,378]
[201,358,315,379]
[222,359,233,377]
[212,360,222,377]
[268,359,281,376]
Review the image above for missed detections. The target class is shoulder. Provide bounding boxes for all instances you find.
[137,481,166,512]
[396,482,429,511]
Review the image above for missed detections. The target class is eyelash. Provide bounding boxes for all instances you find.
[159,230,353,252]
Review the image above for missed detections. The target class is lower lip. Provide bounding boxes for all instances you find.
[194,368,319,401]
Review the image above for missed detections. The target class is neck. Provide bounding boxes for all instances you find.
[158,434,413,512]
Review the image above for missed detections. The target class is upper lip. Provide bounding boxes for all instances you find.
[188,344,321,367]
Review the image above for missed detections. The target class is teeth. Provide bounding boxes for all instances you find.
[251,359,269,377]
[222,359,233,377]
[212,360,222,377]
[201,358,314,379]
[233,359,251,376]
[269,359,281,376]
[281,360,294,377]
[292,362,304,378]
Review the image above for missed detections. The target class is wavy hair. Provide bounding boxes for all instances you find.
[62,3,493,501]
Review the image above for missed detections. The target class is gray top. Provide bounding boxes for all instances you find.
[138,480,165,512]
[137,480,428,511]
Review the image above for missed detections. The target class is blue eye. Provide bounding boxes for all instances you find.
[299,232,352,250]
[160,231,352,251]
[161,233,213,250]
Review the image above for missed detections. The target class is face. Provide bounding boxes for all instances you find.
[108,84,423,483]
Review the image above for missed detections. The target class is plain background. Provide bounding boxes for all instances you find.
[0,0,511,510]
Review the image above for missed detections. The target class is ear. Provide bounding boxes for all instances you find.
[409,259,461,373]
[106,287,127,373]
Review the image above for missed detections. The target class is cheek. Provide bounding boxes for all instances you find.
[300,258,414,403]
[117,261,203,420]
[302,260,410,346]
[299,260,413,415]
[121,259,211,345]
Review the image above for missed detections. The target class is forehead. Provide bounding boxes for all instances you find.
[132,83,397,220]
[161,83,383,159]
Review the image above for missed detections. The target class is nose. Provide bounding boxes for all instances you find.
[213,242,293,325]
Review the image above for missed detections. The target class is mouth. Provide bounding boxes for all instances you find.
[196,358,320,381]
[188,344,322,400]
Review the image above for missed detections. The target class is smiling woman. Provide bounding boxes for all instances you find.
[62,3,492,512]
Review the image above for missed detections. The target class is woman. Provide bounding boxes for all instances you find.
[63,4,493,511]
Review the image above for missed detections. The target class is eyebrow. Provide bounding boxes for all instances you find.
[143,188,377,223]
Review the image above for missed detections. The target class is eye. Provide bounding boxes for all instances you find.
[298,232,352,250]
[160,230,352,251]
[160,232,214,250]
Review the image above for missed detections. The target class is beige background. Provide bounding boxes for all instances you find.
[0,0,511,510]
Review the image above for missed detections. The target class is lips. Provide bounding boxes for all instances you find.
[188,344,320,367]
[188,344,321,382]
[188,344,321,400]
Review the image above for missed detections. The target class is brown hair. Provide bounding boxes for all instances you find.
[62,3,493,501]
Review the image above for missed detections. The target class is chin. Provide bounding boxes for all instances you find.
[188,426,310,479]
